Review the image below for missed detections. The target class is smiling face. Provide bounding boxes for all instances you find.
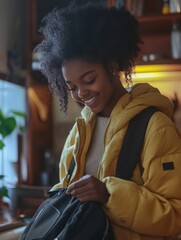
[62,58,126,117]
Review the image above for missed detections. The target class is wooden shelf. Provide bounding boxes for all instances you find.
[0,203,26,232]
[138,13,181,34]
[136,13,181,65]
[137,55,181,66]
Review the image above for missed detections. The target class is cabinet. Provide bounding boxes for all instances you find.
[25,0,55,186]
[108,0,181,65]
[137,13,181,65]
[122,0,181,65]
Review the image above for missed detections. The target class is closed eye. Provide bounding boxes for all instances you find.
[65,76,96,91]
[85,77,96,85]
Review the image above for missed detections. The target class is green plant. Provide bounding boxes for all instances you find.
[0,109,26,198]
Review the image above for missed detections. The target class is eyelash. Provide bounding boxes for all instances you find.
[86,78,96,84]
[67,78,96,92]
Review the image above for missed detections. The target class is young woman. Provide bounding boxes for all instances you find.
[35,2,181,239]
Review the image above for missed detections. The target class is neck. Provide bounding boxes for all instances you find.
[98,86,128,117]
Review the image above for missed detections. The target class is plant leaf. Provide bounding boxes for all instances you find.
[0,117,16,138]
[0,186,9,198]
[0,109,4,120]
[0,140,5,149]
[11,111,26,118]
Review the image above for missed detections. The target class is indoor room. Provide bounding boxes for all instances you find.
[0,0,181,239]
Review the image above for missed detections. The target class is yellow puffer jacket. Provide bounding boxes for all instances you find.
[52,83,181,240]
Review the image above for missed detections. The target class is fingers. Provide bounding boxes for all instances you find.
[67,184,88,196]
[71,189,97,202]
[66,175,110,203]
[66,174,91,194]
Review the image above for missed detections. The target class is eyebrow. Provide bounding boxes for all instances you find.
[65,70,95,84]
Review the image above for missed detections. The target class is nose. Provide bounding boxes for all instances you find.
[77,86,89,98]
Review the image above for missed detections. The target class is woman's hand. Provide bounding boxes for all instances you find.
[66,174,110,203]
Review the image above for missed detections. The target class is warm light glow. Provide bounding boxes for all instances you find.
[127,64,181,134]
[133,72,181,82]
[133,64,181,83]
[135,64,181,73]
[133,72,160,79]
[28,88,48,121]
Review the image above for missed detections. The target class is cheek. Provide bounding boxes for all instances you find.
[100,79,113,93]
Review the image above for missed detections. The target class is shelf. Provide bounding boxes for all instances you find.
[138,13,181,34]
[0,203,26,232]
[135,13,181,65]
[137,57,181,66]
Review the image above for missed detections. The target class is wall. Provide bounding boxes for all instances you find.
[0,0,26,74]
[53,95,82,166]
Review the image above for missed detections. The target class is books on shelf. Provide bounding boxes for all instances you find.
[124,0,163,17]
[108,0,164,16]
[124,0,144,16]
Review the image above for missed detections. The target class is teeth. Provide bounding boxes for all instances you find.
[84,96,96,104]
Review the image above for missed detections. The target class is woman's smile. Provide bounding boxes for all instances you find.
[62,58,126,117]
[83,96,97,105]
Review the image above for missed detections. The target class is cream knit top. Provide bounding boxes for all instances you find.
[84,116,109,177]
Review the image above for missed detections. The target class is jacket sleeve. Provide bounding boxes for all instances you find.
[103,112,181,236]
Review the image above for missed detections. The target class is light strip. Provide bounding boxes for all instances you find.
[135,64,181,73]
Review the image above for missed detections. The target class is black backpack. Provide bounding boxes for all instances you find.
[20,107,157,240]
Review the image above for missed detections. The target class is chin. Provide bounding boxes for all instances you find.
[88,107,99,114]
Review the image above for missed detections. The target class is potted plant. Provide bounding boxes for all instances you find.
[0,109,26,202]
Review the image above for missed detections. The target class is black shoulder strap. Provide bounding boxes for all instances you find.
[116,107,158,180]
[66,158,75,185]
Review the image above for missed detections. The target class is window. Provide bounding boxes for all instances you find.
[0,79,26,187]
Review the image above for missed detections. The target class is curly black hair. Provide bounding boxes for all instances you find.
[35,2,142,112]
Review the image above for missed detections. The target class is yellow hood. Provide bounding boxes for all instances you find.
[81,83,173,125]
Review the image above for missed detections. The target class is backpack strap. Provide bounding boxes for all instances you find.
[116,107,158,180]
[66,158,76,185]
